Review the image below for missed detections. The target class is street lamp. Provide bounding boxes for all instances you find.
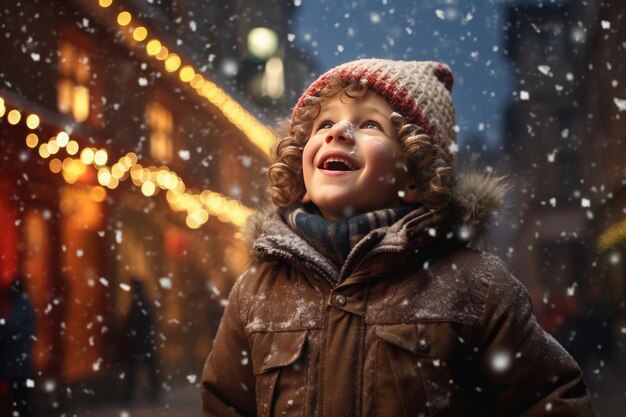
[247,27,279,60]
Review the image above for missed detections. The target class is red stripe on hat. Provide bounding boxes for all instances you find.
[365,72,436,137]
[289,65,438,138]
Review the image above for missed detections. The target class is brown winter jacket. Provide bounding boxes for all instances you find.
[201,172,594,417]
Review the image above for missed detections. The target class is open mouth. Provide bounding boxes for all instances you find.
[318,157,359,171]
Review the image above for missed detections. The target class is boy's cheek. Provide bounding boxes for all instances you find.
[302,139,319,163]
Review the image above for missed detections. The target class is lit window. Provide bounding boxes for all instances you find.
[57,41,91,123]
[262,57,285,99]
[146,102,174,163]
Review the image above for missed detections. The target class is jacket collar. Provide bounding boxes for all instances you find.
[252,206,451,284]
[245,170,508,283]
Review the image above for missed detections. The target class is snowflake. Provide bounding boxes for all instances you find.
[613,97,626,111]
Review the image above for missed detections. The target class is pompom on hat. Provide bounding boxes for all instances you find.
[290,59,457,151]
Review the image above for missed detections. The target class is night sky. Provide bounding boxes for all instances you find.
[291,0,550,148]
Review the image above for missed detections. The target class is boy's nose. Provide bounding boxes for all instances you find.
[325,121,354,144]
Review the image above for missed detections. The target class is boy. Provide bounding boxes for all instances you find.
[201,59,594,416]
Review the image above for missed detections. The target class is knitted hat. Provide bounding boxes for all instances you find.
[290,59,456,150]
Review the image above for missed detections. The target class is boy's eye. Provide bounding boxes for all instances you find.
[362,121,382,130]
[315,120,334,131]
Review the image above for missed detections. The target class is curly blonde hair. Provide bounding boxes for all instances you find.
[267,76,455,213]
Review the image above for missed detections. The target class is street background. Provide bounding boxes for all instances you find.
[1,0,625,415]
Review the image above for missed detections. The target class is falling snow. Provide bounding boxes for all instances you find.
[1,1,624,415]
[519,90,530,100]
[537,65,551,76]
[491,351,511,373]
[613,97,626,111]
[179,149,191,160]
[159,277,172,289]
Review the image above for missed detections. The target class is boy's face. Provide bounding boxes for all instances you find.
[302,90,414,220]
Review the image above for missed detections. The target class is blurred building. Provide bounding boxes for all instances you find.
[503,0,624,362]
[0,0,313,414]
[504,2,588,316]
[582,1,626,329]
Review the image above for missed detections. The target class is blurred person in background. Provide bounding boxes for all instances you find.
[0,274,35,417]
[122,278,160,404]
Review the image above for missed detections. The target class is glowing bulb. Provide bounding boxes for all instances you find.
[126,152,138,165]
[156,46,169,61]
[38,144,50,159]
[196,209,209,223]
[47,139,60,154]
[118,156,131,170]
[98,0,113,7]
[49,158,63,173]
[164,173,178,190]
[111,164,124,179]
[93,149,108,166]
[141,181,156,196]
[97,168,111,186]
[174,179,185,193]
[176,194,192,210]
[130,164,142,180]
[107,176,119,189]
[190,74,205,89]
[179,65,195,82]
[132,26,148,42]
[26,114,40,129]
[80,148,95,165]
[117,11,132,26]
[186,216,200,229]
[156,168,169,187]
[164,54,181,72]
[7,109,21,125]
[166,190,178,205]
[200,82,216,98]
[25,133,39,148]
[66,140,79,155]
[56,132,70,147]
[146,39,162,56]
[186,209,209,229]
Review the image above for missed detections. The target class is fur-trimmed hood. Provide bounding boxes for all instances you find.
[244,170,508,254]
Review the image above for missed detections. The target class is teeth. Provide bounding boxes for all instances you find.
[322,157,357,170]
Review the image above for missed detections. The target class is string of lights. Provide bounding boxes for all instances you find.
[0,97,254,229]
[99,0,276,158]
[596,217,626,254]
[0,0,287,229]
